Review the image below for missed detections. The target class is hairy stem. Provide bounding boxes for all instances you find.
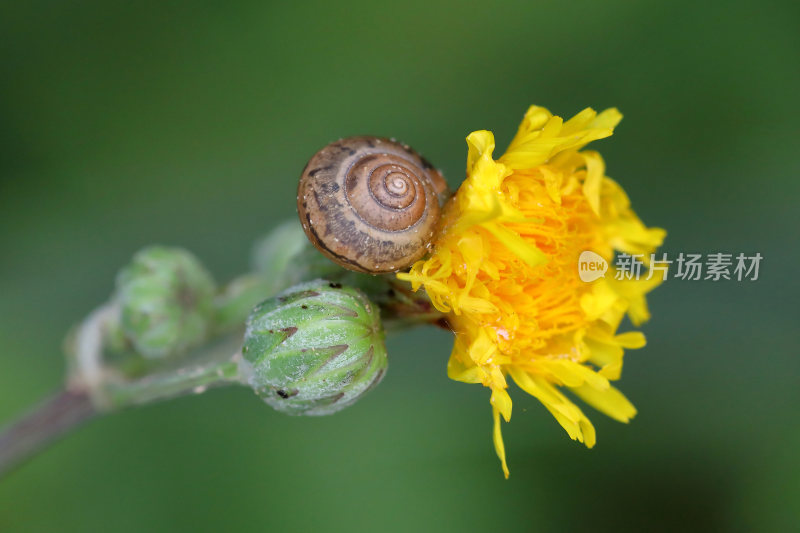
[0,388,96,479]
[102,359,241,408]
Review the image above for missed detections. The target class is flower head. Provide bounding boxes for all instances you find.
[398,106,665,477]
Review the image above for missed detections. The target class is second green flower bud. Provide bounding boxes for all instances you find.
[115,246,217,359]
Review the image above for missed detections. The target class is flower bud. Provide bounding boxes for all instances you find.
[115,246,216,359]
[241,280,387,415]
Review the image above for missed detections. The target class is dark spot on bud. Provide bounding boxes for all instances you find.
[284,289,321,303]
[308,345,349,375]
[281,326,298,338]
[329,282,342,289]
[301,304,308,309]
[328,303,358,317]
[387,288,395,297]
[324,392,345,404]
[363,345,375,366]
[274,388,298,399]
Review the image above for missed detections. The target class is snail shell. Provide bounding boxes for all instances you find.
[297,136,448,274]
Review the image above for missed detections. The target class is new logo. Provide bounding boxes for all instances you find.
[578,251,608,282]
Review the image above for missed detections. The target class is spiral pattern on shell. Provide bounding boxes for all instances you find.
[297,136,448,273]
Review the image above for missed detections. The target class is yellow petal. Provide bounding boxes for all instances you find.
[571,382,637,423]
[490,386,513,422]
[592,107,623,130]
[582,151,605,216]
[509,368,596,447]
[466,130,496,174]
[614,331,646,349]
[493,407,510,478]
[539,359,610,390]
[482,221,548,267]
[585,337,624,380]
[562,107,598,133]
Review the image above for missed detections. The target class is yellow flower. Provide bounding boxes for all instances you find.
[398,105,665,477]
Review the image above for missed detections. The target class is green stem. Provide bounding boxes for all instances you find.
[0,357,240,480]
[0,389,96,478]
[102,359,241,409]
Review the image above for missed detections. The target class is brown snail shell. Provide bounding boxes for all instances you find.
[297,136,448,274]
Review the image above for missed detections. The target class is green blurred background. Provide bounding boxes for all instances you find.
[1,1,798,531]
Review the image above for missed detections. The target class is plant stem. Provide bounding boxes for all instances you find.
[0,359,240,479]
[102,359,240,408]
[0,388,96,478]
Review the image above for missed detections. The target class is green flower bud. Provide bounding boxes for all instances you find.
[241,279,387,415]
[115,246,216,359]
